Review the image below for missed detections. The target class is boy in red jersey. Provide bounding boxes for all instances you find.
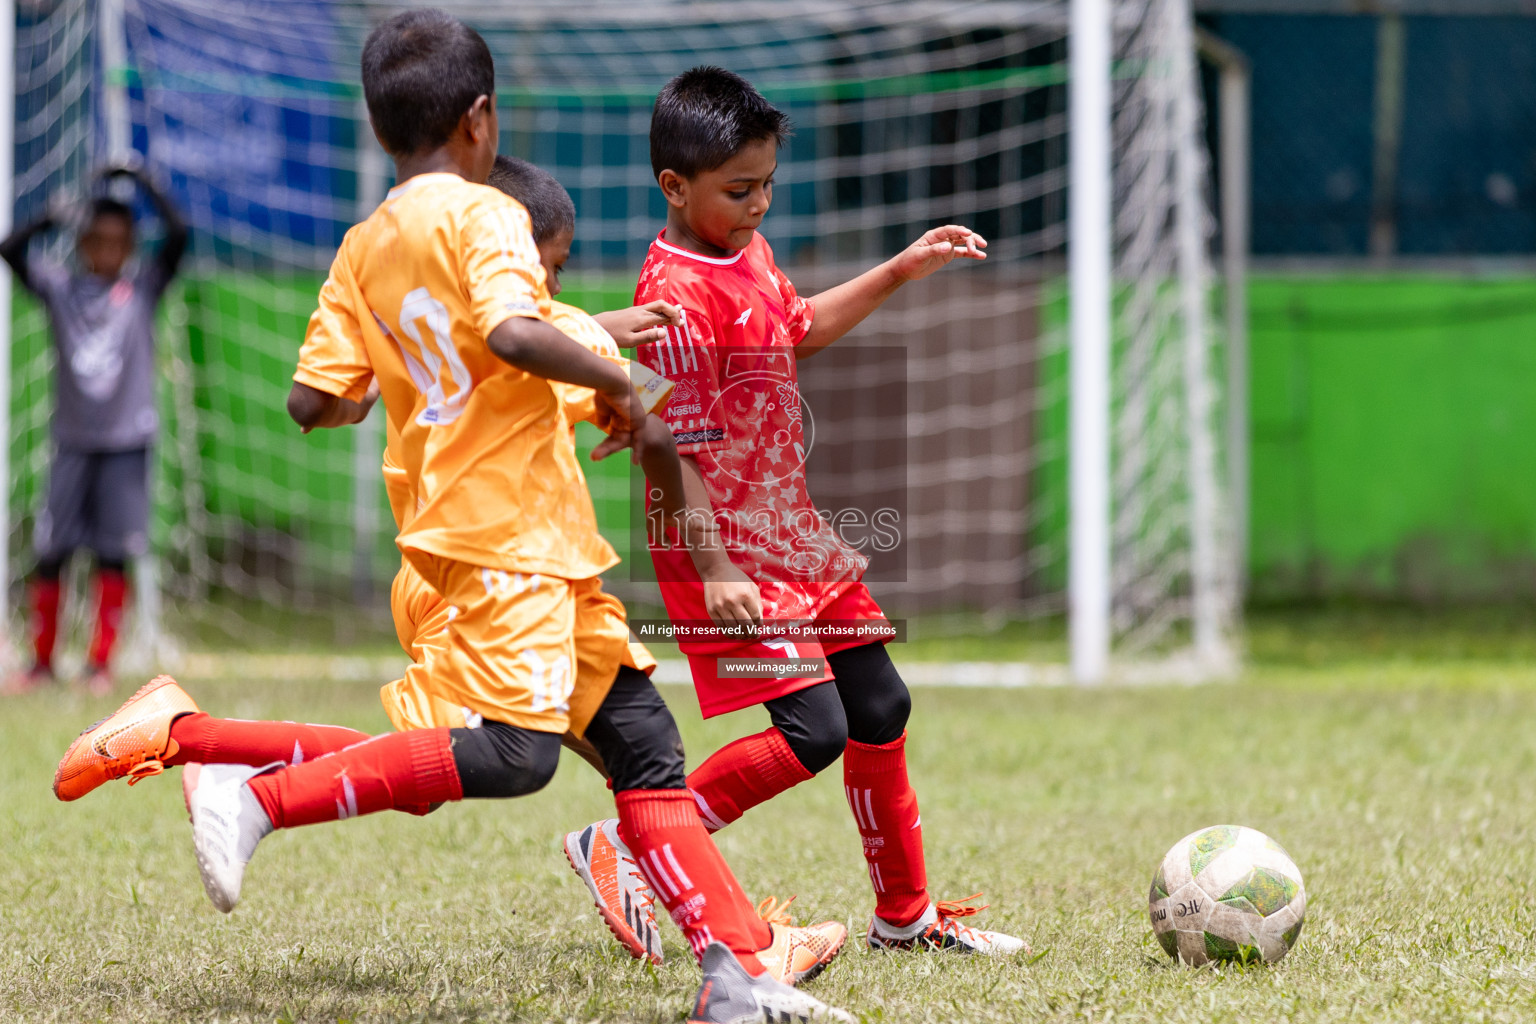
[572,67,1027,956]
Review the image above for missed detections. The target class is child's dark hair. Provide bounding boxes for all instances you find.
[486,155,575,245]
[360,9,495,156]
[87,197,134,228]
[650,66,791,179]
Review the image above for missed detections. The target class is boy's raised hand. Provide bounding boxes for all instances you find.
[798,223,988,357]
[593,300,682,349]
[891,224,988,282]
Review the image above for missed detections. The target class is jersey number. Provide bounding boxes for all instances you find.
[394,287,473,426]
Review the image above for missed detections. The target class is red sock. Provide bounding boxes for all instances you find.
[87,568,128,667]
[28,577,62,670]
[246,728,461,828]
[685,727,814,833]
[165,712,371,768]
[616,789,772,973]
[844,731,930,926]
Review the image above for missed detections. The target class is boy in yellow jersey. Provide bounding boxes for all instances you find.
[378,154,675,745]
[51,14,847,1024]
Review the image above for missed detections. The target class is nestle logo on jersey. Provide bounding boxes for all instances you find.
[671,403,703,416]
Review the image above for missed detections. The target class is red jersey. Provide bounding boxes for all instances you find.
[635,230,867,622]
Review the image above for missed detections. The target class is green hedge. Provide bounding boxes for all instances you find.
[1250,274,1536,602]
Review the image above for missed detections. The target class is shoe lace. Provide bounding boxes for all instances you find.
[933,893,989,942]
[619,854,656,911]
[756,895,799,927]
[123,760,166,787]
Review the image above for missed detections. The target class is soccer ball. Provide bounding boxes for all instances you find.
[1148,824,1306,966]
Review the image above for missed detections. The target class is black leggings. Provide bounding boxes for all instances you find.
[449,722,562,799]
[584,665,688,792]
[767,641,911,775]
[449,665,686,798]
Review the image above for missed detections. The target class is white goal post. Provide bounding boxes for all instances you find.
[0,0,12,645]
[1069,0,1113,683]
[1072,0,1240,681]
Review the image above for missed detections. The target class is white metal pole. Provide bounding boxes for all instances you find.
[1069,0,1112,684]
[98,0,131,162]
[1197,27,1252,616]
[1172,2,1226,670]
[1220,57,1250,600]
[0,0,14,642]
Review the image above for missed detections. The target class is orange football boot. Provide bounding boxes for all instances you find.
[53,674,199,801]
[754,896,848,987]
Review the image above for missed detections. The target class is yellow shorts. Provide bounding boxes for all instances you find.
[380,556,655,738]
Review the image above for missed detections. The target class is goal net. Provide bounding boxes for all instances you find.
[5,0,1236,674]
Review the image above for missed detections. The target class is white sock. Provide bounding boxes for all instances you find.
[871,901,936,940]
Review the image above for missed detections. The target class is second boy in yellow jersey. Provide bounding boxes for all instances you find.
[300,170,619,731]
[378,199,670,739]
[375,153,672,740]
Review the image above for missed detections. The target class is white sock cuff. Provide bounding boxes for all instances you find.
[871,901,936,940]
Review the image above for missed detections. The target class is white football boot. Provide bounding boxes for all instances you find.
[562,818,664,964]
[183,762,275,913]
[687,942,852,1024]
[866,894,1029,955]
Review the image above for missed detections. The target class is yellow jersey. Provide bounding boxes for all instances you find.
[294,172,617,580]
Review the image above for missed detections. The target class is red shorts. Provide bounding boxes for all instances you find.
[656,572,891,718]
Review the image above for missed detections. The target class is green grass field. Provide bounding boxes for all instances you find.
[5,616,1536,1022]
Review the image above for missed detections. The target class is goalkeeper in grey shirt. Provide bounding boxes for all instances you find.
[1,162,186,695]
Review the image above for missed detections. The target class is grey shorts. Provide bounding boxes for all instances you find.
[34,446,150,565]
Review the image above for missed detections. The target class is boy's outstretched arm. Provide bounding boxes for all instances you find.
[592,426,761,629]
[592,299,680,349]
[488,316,649,445]
[797,224,987,359]
[287,379,379,433]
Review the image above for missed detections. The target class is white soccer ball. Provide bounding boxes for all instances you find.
[1148,824,1306,966]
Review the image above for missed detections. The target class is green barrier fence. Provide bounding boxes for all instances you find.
[11,272,1536,611]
